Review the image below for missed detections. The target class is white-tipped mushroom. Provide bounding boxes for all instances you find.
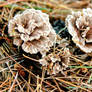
[8,9,56,55]
[66,8,92,53]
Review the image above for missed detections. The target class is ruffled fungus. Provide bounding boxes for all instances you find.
[39,48,71,75]
[8,9,56,54]
[66,8,92,53]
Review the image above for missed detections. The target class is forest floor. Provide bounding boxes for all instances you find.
[0,0,92,92]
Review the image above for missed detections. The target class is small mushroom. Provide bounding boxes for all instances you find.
[39,48,71,75]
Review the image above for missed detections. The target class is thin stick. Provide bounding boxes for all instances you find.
[56,78,90,91]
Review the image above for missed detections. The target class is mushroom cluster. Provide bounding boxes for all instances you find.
[8,9,56,55]
[66,8,92,53]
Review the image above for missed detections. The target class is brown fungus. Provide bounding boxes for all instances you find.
[8,9,56,55]
[66,8,92,53]
[39,48,71,75]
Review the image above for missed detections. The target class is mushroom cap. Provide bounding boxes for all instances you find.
[66,8,92,53]
[8,9,56,54]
